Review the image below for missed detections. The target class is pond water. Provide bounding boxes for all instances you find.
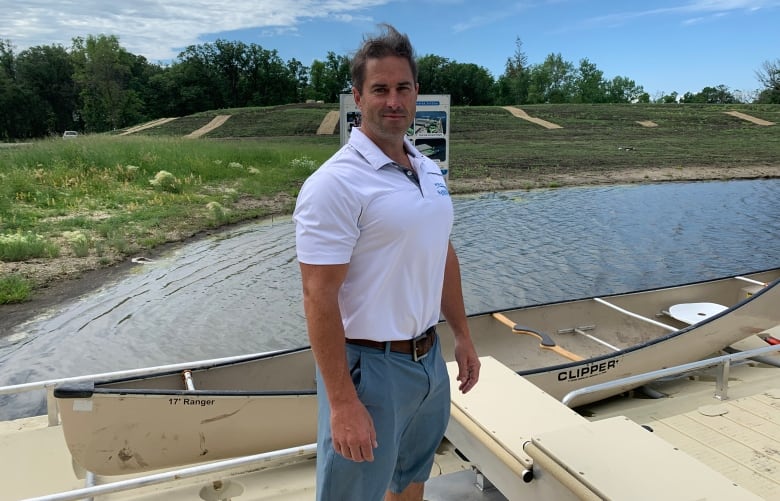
[1,178,778,418]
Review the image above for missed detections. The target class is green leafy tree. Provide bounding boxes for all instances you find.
[755,59,780,103]
[212,39,248,107]
[308,52,349,102]
[417,55,494,104]
[655,91,679,104]
[495,37,529,105]
[0,39,23,139]
[443,62,495,105]
[527,53,575,103]
[286,58,309,103]
[681,85,739,104]
[71,35,143,131]
[244,45,300,105]
[604,76,644,103]
[15,45,77,136]
[417,54,451,94]
[573,58,605,103]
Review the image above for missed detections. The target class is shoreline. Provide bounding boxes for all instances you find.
[1,165,778,333]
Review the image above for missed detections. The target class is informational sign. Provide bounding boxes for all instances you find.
[339,94,451,181]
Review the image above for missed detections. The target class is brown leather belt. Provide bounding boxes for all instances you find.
[346,326,437,361]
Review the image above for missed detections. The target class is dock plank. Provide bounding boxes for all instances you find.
[649,390,780,500]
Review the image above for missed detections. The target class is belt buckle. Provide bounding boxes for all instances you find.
[411,331,429,362]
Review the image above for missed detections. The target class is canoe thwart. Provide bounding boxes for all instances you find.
[183,370,196,390]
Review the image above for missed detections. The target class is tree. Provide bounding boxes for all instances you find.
[444,63,495,105]
[573,58,605,103]
[656,91,679,104]
[15,45,77,136]
[755,59,780,103]
[71,35,144,131]
[527,53,575,103]
[416,54,451,94]
[604,76,644,103]
[308,52,349,102]
[496,37,529,105]
[213,40,249,107]
[0,40,23,139]
[681,85,739,104]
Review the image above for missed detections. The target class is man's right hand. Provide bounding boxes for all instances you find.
[330,399,378,462]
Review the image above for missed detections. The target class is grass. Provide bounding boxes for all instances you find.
[448,104,780,179]
[1,102,779,303]
[0,274,32,304]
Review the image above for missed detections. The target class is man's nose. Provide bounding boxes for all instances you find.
[385,92,403,108]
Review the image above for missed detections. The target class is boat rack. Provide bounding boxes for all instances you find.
[562,342,780,407]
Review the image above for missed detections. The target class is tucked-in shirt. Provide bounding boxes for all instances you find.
[294,127,453,341]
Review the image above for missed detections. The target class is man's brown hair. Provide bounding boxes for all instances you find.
[351,23,418,93]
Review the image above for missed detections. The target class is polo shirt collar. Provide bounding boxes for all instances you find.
[349,127,422,171]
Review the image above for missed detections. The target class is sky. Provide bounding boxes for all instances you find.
[2,0,779,99]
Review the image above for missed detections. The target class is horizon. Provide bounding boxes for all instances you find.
[2,1,779,98]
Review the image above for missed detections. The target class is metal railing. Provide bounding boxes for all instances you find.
[562,343,780,407]
[22,442,317,501]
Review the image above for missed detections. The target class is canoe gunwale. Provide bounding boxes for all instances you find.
[54,386,317,398]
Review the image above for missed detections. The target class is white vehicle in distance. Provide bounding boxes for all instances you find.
[62,130,78,139]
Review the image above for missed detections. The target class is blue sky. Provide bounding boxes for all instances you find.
[2,0,779,99]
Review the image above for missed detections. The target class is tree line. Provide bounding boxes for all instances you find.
[1,35,778,140]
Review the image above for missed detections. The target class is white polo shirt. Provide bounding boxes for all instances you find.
[294,128,453,342]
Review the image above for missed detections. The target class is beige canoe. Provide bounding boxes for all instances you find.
[54,269,780,475]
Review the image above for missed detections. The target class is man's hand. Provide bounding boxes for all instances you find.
[330,399,378,462]
[454,336,480,393]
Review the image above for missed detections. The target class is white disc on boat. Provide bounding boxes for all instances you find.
[668,302,728,325]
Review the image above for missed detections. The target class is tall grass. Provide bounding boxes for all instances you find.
[0,134,333,301]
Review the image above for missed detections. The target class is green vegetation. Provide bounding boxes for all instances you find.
[2,34,778,141]
[450,103,780,178]
[0,274,32,304]
[0,131,333,302]
[1,102,779,303]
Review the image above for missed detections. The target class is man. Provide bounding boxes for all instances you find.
[293,24,480,501]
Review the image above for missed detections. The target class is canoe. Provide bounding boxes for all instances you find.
[53,268,780,475]
[437,267,780,405]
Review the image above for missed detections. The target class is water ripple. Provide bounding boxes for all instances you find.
[1,180,778,418]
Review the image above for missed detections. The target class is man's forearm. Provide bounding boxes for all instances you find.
[440,241,470,338]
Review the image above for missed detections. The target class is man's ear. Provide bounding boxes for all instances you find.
[352,86,361,108]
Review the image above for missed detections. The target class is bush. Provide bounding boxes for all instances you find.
[0,274,33,304]
[0,232,60,261]
[149,170,182,193]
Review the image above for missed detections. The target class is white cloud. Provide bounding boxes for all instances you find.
[0,0,390,60]
[578,0,779,29]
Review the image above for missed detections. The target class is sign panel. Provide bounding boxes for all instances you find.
[339,94,451,181]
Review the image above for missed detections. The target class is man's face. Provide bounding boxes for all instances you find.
[353,56,418,144]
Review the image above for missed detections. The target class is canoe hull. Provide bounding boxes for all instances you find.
[58,392,317,474]
[55,269,780,475]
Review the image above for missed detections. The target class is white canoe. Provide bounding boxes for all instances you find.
[51,268,780,475]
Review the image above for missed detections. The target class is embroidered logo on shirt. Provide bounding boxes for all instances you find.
[434,182,449,196]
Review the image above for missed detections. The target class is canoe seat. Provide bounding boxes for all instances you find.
[666,302,728,325]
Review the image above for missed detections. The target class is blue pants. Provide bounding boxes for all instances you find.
[315,336,450,501]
